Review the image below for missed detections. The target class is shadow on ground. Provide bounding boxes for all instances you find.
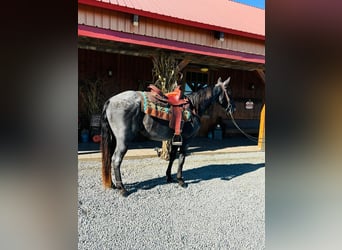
[78,135,257,154]
[187,136,256,154]
[124,163,264,195]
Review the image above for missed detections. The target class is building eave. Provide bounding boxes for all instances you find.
[78,24,265,64]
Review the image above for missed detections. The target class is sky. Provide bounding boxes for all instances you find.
[232,0,265,9]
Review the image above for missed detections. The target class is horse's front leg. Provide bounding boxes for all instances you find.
[177,144,187,187]
[166,145,178,183]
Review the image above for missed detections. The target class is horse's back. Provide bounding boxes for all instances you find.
[105,90,142,128]
[108,90,141,109]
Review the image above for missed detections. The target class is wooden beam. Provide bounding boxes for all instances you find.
[255,69,265,84]
[177,59,190,71]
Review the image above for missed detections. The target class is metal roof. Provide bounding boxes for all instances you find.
[79,0,265,40]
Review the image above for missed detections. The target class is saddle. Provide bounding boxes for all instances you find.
[148,84,188,106]
[146,84,189,145]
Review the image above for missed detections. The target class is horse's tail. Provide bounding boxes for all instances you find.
[101,100,115,188]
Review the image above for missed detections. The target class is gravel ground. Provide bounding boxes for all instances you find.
[78,152,265,249]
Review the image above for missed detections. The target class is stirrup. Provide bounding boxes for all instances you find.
[172,134,183,146]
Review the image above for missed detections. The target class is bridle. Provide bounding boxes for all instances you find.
[220,84,233,114]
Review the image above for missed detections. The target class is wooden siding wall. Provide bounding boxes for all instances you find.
[78,5,265,56]
[78,48,153,114]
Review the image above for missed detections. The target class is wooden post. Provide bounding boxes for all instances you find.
[258,104,265,150]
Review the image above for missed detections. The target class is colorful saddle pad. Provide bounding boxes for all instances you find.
[140,92,192,122]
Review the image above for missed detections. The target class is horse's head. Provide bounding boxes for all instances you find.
[214,77,235,114]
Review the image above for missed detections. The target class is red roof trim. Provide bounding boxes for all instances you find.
[78,24,265,64]
[78,0,264,41]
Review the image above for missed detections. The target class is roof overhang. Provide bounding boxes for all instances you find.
[78,24,265,66]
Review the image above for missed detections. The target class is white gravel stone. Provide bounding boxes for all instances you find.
[78,152,265,249]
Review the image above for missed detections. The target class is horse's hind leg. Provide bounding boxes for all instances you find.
[112,141,128,196]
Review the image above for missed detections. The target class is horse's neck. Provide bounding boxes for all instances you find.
[189,87,218,117]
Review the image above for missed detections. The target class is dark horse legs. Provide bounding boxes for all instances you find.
[166,144,187,187]
[111,136,187,196]
[112,140,128,196]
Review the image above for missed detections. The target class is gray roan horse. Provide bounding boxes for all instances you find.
[101,77,234,196]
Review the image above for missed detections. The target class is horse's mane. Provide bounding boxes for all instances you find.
[185,86,215,117]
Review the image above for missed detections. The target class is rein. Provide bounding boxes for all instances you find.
[221,84,258,143]
[227,110,258,143]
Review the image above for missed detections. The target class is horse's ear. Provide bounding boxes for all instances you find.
[217,77,222,84]
[223,77,231,87]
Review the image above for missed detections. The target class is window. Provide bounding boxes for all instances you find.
[184,71,208,95]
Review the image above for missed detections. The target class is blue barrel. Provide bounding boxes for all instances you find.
[214,124,223,140]
[81,131,89,143]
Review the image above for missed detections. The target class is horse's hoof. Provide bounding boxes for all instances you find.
[177,179,187,188]
[119,189,129,197]
[179,182,188,188]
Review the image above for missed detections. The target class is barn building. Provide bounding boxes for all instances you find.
[78,0,265,145]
